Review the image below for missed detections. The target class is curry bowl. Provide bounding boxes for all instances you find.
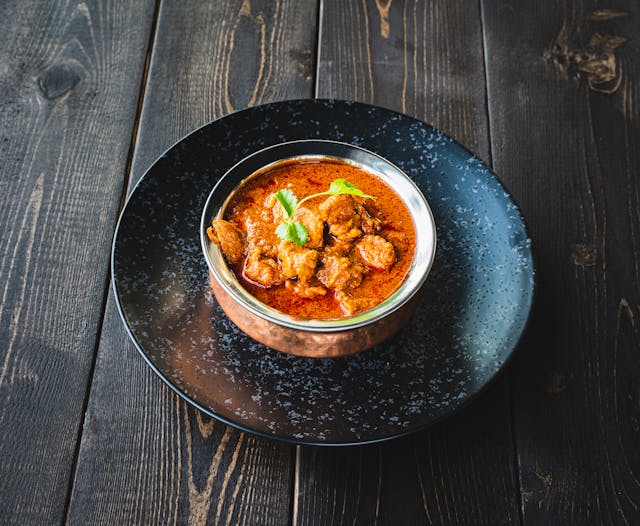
[200,140,436,358]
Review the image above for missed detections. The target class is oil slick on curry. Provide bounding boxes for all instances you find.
[207,159,416,319]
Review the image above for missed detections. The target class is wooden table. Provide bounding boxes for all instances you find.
[1,1,639,524]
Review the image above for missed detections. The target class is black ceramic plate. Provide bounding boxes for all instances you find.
[113,99,534,445]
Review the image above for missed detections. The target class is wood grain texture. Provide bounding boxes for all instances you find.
[68,300,294,525]
[317,0,490,162]
[0,1,155,524]
[130,0,318,183]
[481,0,640,524]
[296,387,519,526]
[295,1,520,524]
[67,0,318,524]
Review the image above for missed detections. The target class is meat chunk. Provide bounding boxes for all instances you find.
[245,217,279,258]
[323,240,353,258]
[207,220,245,264]
[356,235,396,270]
[335,290,378,315]
[285,279,327,298]
[319,194,362,241]
[381,229,407,247]
[319,194,354,223]
[357,203,382,234]
[317,256,366,291]
[263,197,324,248]
[293,207,324,248]
[278,242,320,281]
[243,251,283,287]
[264,193,288,223]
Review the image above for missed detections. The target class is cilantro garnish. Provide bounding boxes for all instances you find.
[274,179,375,246]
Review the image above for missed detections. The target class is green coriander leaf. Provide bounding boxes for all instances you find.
[275,221,309,246]
[327,178,376,199]
[290,222,309,246]
[274,177,374,247]
[274,189,297,218]
[275,222,292,241]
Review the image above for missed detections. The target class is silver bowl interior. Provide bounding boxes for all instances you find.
[200,139,436,332]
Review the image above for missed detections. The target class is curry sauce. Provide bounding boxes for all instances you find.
[207,159,416,319]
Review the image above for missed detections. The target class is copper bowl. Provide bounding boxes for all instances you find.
[200,140,436,358]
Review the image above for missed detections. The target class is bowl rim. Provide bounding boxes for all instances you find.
[200,139,437,332]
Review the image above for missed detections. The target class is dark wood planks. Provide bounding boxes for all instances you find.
[296,1,519,524]
[317,0,490,161]
[69,307,295,525]
[130,0,319,180]
[67,1,318,524]
[0,1,156,524]
[295,389,520,526]
[481,0,640,524]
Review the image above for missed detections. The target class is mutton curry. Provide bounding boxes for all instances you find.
[207,159,416,319]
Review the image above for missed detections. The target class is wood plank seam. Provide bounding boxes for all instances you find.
[116,0,164,216]
[314,0,324,99]
[60,1,163,524]
[292,2,323,523]
[478,1,525,525]
[292,445,301,526]
[507,371,526,526]
[59,251,115,526]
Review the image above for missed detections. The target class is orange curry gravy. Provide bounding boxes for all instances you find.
[212,159,416,319]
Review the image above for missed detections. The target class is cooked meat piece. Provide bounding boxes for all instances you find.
[357,203,382,234]
[356,235,396,270]
[381,229,407,246]
[319,194,362,241]
[335,290,378,315]
[293,207,324,248]
[208,220,245,264]
[329,221,362,241]
[264,193,288,223]
[319,194,355,223]
[317,255,366,290]
[245,217,279,258]
[323,240,353,258]
[285,279,327,298]
[244,251,283,287]
[278,242,320,281]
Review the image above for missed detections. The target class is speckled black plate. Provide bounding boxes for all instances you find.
[113,99,534,445]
